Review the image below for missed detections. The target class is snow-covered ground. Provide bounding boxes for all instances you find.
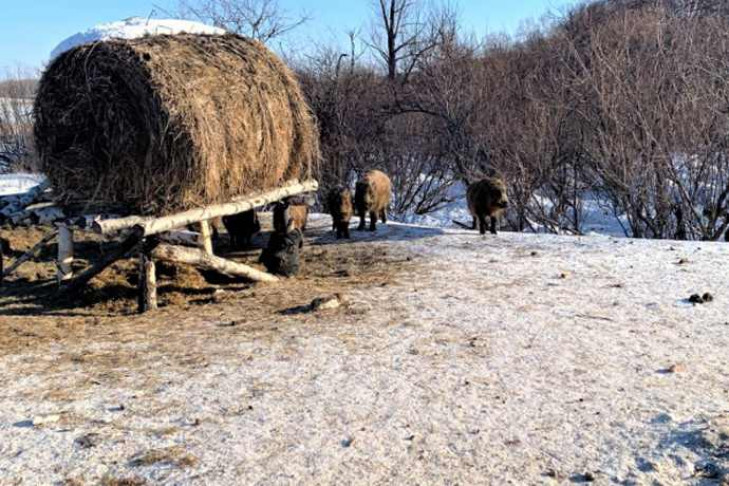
[397,182,630,238]
[1,218,728,484]
[51,17,226,59]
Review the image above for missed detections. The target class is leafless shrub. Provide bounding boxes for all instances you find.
[176,0,308,42]
[0,69,38,172]
[297,0,729,238]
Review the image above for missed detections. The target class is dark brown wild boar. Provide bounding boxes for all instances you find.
[467,177,509,235]
[289,205,309,232]
[273,201,309,235]
[355,170,391,232]
[263,200,306,277]
[260,229,303,277]
[327,186,353,239]
[222,210,261,249]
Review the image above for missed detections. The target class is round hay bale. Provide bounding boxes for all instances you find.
[34,34,319,214]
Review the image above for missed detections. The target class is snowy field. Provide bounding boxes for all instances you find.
[1,217,728,484]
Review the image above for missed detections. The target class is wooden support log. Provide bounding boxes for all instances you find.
[199,220,214,255]
[92,215,148,234]
[58,227,145,296]
[93,179,319,236]
[2,231,57,282]
[56,225,74,283]
[152,243,279,283]
[138,250,158,313]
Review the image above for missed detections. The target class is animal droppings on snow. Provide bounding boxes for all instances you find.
[695,461,722,479]
[570,471,596,482]
[664,363,687,374]
[689,293,714,305]
[74,433,101,449]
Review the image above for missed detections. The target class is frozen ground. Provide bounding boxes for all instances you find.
[1,217,728,485]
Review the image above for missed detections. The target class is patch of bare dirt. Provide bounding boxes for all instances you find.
[0,221,414,358]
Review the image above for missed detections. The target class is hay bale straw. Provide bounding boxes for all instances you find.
[34,34,319,214]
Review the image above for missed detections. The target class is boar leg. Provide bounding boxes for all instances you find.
[369,211,378,231]
[381,210,387,224]
[358,212,367,231]
[490,216,498,235]
[472,217,477,230]
[478,215,487,235]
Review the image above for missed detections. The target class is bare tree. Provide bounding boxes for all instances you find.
[369,0,439,82]
[177,0,308,42]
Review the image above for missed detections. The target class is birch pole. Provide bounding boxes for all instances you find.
[152,244,279,283]
[93,179,318,236]
[56,225,74,283]
[138,251,158,313]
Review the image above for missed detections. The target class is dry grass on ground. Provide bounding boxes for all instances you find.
[0,217,415,354]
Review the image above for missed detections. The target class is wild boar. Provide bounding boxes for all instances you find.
[467,177,509,235]
[222,210,261,249]
[327,186,353,239]
[259,228,303,277]
[354,170,391,232]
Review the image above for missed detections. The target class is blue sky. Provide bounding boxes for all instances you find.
[0,0,578,72]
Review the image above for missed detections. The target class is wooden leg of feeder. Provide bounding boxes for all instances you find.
[199,220,214,255]
[138,250,158,313]
[57,225,74,283]
[59,227,145,296]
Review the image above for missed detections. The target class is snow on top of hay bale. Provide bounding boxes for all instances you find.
[50,17,226,60]
[35,33,319,215]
